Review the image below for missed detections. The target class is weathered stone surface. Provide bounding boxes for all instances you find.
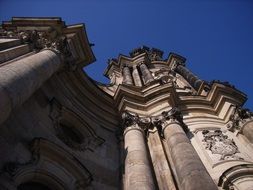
[124,125,156,190]
[242,121,253,143]
[0,50,61,124]
[163,121,217,190]
[0,17,252,190]
[122,66,134,85]
[148,131,176,190]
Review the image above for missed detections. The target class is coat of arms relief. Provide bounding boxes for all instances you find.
[202,129,244,161]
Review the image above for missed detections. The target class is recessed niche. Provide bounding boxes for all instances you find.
[60,123,83,144]
[57,122,86,150]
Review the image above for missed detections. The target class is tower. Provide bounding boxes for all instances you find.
[0,17,253,190]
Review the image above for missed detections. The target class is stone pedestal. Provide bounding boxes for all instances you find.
[163,120,217,190]
[124,125,156,190]
[0,49,61,125]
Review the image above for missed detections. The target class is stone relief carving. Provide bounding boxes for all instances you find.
[1,27,71,54]
[147,48,163,61]
[2,141,40,178]
[152,69,171,84]
[226,106,253,132]
[202,129,243,161]
[121,107,187,138]
[1,138,93,189]
[121,111,140,128]
[129,46,163,61]
[170,60,185,72]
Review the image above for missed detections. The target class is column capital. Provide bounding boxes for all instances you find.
[121,111,139,128]
[151,107,188,138]
[1,28,76,70]
[226,105,253,132]
[161,107,183,123]
[121,111,151,135]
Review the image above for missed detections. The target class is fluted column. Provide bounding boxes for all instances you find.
[122,66,134,85]
[132,65,142,87]
[0,49,62,125]
[122,111,156,190]
[175,64,202,90]
[161,108,217,190]
[139,63,154,84]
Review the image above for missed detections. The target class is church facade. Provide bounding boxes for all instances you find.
[0,17,252,190]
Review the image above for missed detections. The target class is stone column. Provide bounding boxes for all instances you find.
[139,63,154,84]
[132,65,142,87]
[122,66,134,85]
[122,111,156,190]
[175,64,202,90]
[161,108,217,190]
[242,121,253,143]
[227,106,253,143]
[0,49,62,125]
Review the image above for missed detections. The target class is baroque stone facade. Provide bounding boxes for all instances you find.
[0,17,253,190]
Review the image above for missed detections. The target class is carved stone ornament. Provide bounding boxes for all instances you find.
[121,107,187,137]
[121,111,140,128]
[0,27,73,59]
[202,129,243,161]
[226,106,253,132]
[161,107,183,123]
[129,46,163,61]
[170,60,185,72]
[49,98,104,151]
[147,48,164,61]
[152,69,171,84]
[2,138,93,189]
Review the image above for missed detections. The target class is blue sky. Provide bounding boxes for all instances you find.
[0,0,252,109]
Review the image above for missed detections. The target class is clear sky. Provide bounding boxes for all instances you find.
[0,0,252,109]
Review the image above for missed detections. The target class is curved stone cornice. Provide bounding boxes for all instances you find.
[179,83,246,119]
[115,81,178,114]
[47,69,119,131]
[1,17,95,68]
[218,164,253,189]
[114,77,246,123]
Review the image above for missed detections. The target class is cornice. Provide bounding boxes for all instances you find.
[114,82,178,114]
[1,17,95,68]
[114,80,247,121]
